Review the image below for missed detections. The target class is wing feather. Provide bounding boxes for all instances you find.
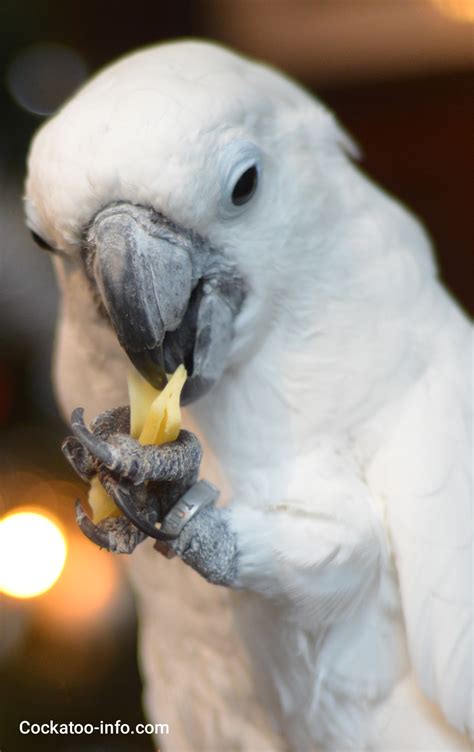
[370,316,473,737]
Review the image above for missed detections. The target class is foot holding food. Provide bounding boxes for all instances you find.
[62,368,239,585]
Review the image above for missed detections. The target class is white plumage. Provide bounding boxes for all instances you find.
[25,40,472,751]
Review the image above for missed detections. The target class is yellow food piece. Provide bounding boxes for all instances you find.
[139,366,186,445]
[88,475,122,522]
[127,368,163,440]
[88,365,187,524]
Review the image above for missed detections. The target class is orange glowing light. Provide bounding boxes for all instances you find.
[38,530,123,631]
[0,510,67,599]
[433,0,474,21]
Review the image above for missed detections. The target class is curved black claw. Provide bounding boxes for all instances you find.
[75,499,113,549]
[71,408,116,467]
[101,475,178,542]
[75,499,145,554]
[62,436,96,482]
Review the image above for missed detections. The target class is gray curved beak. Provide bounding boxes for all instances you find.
[90,205,193,390]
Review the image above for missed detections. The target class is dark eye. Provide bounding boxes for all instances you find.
[231,165,258,206]
[31,230,54,252]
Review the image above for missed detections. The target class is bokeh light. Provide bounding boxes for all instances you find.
[37,529,125,635]
[0,510,67,598]
[433,0,474,21]
[6,43,87,116]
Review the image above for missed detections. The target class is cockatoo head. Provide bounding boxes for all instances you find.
[24,40,380,414]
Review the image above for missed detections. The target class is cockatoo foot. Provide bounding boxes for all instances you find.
[64,405,237,568]
[164,498,239,586]
[75,497,147,553]
[62,435,97,483]
[62,405,131,481]
[67,407,202,485]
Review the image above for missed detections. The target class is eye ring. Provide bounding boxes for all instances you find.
[231,164,258,207]
[220,140,261,216]
[31,230,54,252]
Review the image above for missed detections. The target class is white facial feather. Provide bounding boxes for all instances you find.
[26,38,437,397]
[25,41,343,242]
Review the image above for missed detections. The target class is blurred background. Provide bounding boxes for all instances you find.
[0,1,472,750]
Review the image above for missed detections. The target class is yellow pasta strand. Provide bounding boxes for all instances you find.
[139,365,186,445]
[88,365,187,524]
[88,476,122,522]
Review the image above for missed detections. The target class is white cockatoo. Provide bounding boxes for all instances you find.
[24,41,472,751]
